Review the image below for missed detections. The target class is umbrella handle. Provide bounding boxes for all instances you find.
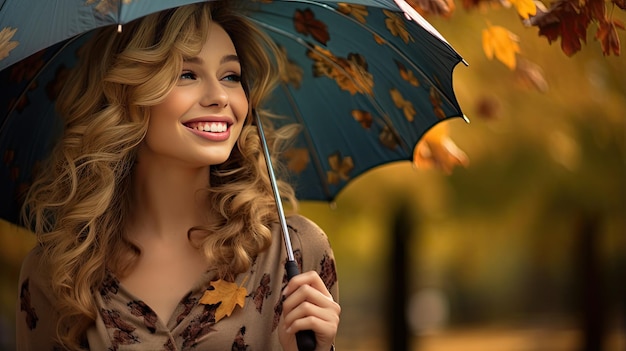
[286,260,317,351]
[254,109,318,351]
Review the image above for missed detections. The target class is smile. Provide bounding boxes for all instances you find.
[184,121,229,133]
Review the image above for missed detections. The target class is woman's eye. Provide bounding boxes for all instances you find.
[180,71,196,80]
[223,74,241,83]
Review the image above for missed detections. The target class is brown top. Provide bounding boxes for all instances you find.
[17,215,338,350]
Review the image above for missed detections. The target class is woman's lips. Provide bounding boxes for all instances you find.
[184,120,232,142]
[184,121,228,133]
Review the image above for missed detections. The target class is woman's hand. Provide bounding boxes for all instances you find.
[278,270,341,351]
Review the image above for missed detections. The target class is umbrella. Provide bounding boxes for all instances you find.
[1,0,467,221]
[1,2,466,347]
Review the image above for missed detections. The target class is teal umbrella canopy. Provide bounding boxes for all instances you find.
[0,0,467,224]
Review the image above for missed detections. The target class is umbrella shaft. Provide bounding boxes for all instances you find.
[254,110,296,262]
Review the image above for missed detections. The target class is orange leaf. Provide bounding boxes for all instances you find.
[509,0,537,19]
[482,23,520,70]
[199,278,248,323]
[413,122,469,174]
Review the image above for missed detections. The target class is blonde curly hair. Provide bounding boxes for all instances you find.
[22,1,298,348]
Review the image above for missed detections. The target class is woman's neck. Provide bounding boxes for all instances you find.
[127,159,212,242]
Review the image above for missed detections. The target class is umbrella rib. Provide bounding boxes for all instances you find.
[278,83,334,201]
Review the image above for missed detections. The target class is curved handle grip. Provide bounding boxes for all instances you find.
[285,260,317,351]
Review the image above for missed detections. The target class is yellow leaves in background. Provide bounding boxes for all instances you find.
[0,27,18,60]
[413,121,469,174]
[482,23,520,70]
[199,278,248,323]
[508,0,536,19]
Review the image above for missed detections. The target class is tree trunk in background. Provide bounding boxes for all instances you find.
[388,201,413,351]
[576,212,606,351]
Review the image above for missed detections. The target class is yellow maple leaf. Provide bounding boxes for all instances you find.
[482,23,520,70]
[199,278,248,322]
[508,0,536,19]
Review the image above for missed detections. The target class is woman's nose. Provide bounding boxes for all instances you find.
[200,79,228,108]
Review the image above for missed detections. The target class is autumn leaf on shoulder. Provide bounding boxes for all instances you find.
[199,277,248,323]
[482,23,520,69]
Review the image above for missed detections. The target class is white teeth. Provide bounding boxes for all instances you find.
[190,122,228,132]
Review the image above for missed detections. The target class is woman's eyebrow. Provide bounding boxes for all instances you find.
[182,54,239,66]
[220,54,240,65]
[184,56,204,64]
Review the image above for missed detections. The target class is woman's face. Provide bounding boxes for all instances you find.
[141,23,248,168]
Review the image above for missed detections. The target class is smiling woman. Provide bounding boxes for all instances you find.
[15,2,339,351]
[142,24,247,166]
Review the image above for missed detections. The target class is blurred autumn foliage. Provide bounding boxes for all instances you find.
[407,0,625,66]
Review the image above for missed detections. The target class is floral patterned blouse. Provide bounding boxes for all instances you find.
[17,215,338,350]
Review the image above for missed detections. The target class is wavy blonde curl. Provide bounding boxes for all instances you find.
[22,1,298,349]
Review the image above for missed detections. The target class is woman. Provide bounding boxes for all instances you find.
[16,2,340,350]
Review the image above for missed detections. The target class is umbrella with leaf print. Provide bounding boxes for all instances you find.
[1,2,467,349]
[1,1,467,221]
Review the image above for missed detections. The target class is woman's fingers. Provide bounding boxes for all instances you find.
[278,270,340,351]
[281,284,338,325]
[283,270,332,298]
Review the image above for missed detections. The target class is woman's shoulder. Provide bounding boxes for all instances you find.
[284,214,338,297]
[18,245,52,296]
[284,214,334,265]
[285,214,330,247]
[20,244,45,276]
